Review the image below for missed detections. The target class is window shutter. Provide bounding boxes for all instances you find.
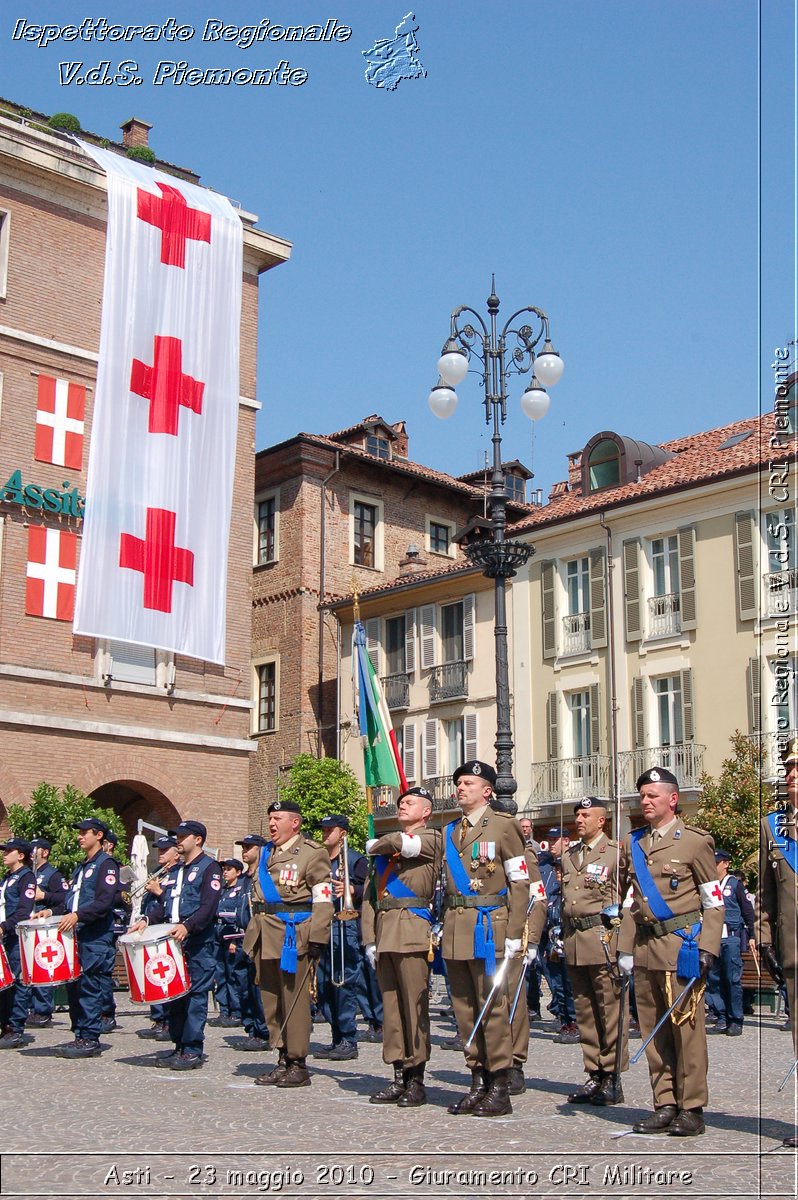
[403,722,417,782]
[404,608,416,674]
[420,604,436,669]
[589,547,607,648]
[464,711,478,761]
[108,640,156,685]
[546,691,559,760]
[746,657,762,734]
[632,676,646,749]
[623,539,642,641]
[423,718,438,778]
[365,617,380,671]
[462,593,475,661]
[681,668,695,741]
[734,511,757,621]
[541,561,556,659]
[678,526,697,629]
[589,682,601,755]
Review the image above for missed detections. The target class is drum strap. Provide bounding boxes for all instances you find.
[0,878,7,924]
[70,868,84,914]
[169,867,186,924]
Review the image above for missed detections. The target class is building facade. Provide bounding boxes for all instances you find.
[0,101,290,855]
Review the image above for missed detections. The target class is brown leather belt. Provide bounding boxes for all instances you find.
[376,896,432,911]
[568,914,603,932]
[637,909,702,938]
[445,895,508,910]
[251,900,309,915]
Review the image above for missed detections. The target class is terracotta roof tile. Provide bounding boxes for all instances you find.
[326,560,481,608]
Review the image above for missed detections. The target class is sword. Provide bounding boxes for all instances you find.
[508,895,538,1023]
[612,973,630,1088]
[778,1057,798,1092]
[630,978,696,1065]
[276,957,316,1043]
[465,955,512,1049]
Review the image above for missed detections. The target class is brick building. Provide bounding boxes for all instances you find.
[250,414,533,827]
[0,100,290,854]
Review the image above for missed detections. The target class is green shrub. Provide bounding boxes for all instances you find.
[125,145,156,164]
[47,112,81,132]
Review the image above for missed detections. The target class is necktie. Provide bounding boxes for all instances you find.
[460,817,470,847]
[575,845,585,870]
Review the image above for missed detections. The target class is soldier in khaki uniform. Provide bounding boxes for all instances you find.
[507,842,547,1094]
[243,800,333,1089]
[442,760,528,1117]
[561,796,627,1106]
[617,767,723,1137]
[756,736,798,1149]
[361,785,442,1108]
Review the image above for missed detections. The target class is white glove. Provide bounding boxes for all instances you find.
[524,945,538,966]
[618,953,634,977]
[365,838,378,855]
[365,943,377,970]
[504,938,522,959]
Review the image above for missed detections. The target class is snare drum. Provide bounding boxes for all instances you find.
[119,924,190,1005]
[18,916,81,986]
[0,941,14,992]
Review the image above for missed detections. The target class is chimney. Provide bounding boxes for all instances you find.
[567,451,582,490]
[398,544,427,577]
[391,421,409,459]
[120,117,152,149]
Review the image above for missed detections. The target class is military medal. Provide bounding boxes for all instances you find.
[469,878,483,892]
[486,861,496,874]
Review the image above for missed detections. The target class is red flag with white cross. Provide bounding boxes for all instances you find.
[34,375,85,470]
[26,527,77,620]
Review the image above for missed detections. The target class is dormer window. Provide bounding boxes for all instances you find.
[587,439,621,491]
[505,473,526,503]
[366,434,390,460]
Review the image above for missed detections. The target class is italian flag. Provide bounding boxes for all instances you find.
[353,621,407,791]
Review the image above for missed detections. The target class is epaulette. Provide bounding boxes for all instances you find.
[681,823,711,837]
[304,836,323,848]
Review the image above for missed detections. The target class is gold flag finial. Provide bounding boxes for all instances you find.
[351,573,361,624]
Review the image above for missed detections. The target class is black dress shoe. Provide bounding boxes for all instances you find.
[632,1105,678,1134]
[275,1060,311,1088]
[255,1057,288,1086]
[568,1072,603,1104]
[370,1066,406,1104]
[447,1069,488,1114]
[508,1065,526,1095]
[397,1069,427,1107]
[472,1069,512,1118]
[668,1109,705,1137]
[590,1076,624,1106]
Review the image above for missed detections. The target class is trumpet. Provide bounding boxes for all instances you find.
[128,864,170,901]
[330,834,357,988]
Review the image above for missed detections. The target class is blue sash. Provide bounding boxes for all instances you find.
[445,820,506,975]
[258,844,311,974]
[374,856,432,923]
[630,829,700,980]
[768,812,798,875]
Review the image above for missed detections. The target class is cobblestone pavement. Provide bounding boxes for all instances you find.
[1,999,796,1199]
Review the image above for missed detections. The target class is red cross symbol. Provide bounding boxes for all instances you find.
[518,860,529,877]
[137,183,211,269]
[149,958,171,981]
[710,883,723,903]
[130,336,204,436]
[39,943,60,965]
[119,507,194,613]
[319,884,332,900]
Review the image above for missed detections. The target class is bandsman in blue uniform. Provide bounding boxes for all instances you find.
[216,857,269,1050]
[0,839,37,1049]
[234,834,270,1049]
[705,848,754,1037]
[27,837,68,1028]
[99,827,129,1034]
[136,835,182,1041]
[131,819,222,1070]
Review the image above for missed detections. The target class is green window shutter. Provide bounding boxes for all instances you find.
[546,691,559,760]
[541,560,557,659]
[623,539,642,641]
[746,657,762,734]
[632,676,646,749]
[678,526,697,630]
[589,548,607,648]
[734,511,757,621]
[590,682,601,755]
[681,668,695,741]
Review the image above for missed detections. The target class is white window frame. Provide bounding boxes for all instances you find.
[0,209,10,300]
[425,514,456,559]
[253,488,279,566]
[252,654,279,735]
[653,674,684,746]
[566,689,592,759]
[98,640,173,689]
[349,492,384,571]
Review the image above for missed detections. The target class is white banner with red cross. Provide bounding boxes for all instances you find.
[73,144,242,664]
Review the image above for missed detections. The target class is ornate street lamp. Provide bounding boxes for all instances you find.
[428,277,563,814]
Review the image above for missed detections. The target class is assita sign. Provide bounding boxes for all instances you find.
[1,469,85,517]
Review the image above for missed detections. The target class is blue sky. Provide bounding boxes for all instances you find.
[2,1,794,496]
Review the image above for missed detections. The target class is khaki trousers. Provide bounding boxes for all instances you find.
[635,965,708,1110]
[259,955,311,1061]
[447,958,513,1072]
[569,961,628,1075]
[377,951,430,1068]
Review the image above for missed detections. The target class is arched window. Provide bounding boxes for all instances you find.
[587,439,620,491]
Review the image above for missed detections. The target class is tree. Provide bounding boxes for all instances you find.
[6,782,128,877]
[277,755,368,849]
[695,731,769,878]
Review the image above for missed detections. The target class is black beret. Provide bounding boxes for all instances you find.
[169,820,207,840]
[452,760,497,789]
[636,767,679,791]
[268,800,302,816]
[574,796,607,814]
[321,814,350,831]
[398,786,433,803]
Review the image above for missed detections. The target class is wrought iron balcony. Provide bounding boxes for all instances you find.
[618,742,705,793]
[529,754,611,807]
[381,672,410,710]
[371,775,459,818]
[429,660,468,702]
[561,611,591,655]
[743,730,797,782]
[647,592,681,637]
[763,569,798,618]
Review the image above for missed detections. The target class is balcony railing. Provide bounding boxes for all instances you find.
[647,592,681,638]
[429,660,468,702]
[381,672,410,710]
[372,775,459,818]
[618,742,705,793]
[562,611,591,655]
[529,754,611,807]
[764,569,798,618]
[743,730,797,782]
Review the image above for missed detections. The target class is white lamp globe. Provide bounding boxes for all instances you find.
[520,380,550,421]
[534,341,564,388]
[437,347,469,386]
[428,384,458,420]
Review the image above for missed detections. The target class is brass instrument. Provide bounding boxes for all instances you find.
[128,864,169,901]
[330,834,357,988]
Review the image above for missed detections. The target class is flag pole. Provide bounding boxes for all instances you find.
[352,579,375,840]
